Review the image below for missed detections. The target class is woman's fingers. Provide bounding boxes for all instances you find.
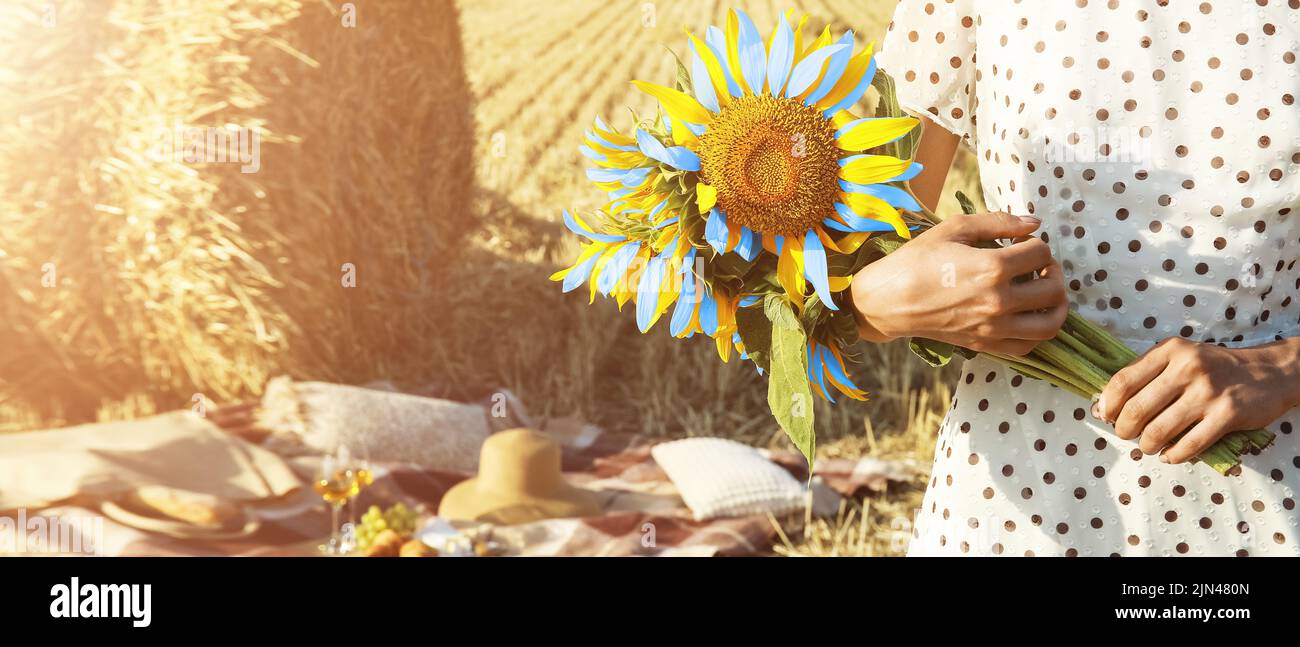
[1137,396,1201,455]
[1097,342,1172,423]
[1008,263,1066,312]
[1161,414,1230,465]
[996,237,1055,276]
[1001,302,1070,341]
[1112,370,1183,441]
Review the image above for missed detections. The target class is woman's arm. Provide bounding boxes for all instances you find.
[850,118,1069,356]
[908,119,961,212]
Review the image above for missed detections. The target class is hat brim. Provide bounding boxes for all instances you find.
[438,478,601,526]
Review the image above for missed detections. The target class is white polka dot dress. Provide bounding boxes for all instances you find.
[878,0,1300,556]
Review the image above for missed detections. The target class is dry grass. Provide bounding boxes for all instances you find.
[0,0,984,555]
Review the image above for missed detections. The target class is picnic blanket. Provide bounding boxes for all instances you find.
[3,390,916,557]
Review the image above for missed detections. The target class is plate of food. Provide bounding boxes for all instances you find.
[100,486,261,541]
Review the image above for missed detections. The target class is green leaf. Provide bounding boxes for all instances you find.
[871,72,919,161]
[763,293,801,330]
[768,307,816,470]
[668,48,694,95]
[908,338,957,368]
[828,310,861,351]
[735,302,772,373]
[954,190,979,216]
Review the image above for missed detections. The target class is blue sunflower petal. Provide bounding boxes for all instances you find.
[735,226,758,261]
[597,242,641,296]
[823,57,876,117]
[821,217,852,233]
[699,291,719,335]
[653,216,680,230]
[705,208,729,253]
[636,129,701,172]
[635,255,666,332]
[833,202,900,232]
[739,295,761,308]
[562,253,601,293]
[706,26,744,98]
[808,342,834,401]
[821,345,863,391]
[579,144,607,162]
[766,14,796,96]
[785,44,848,99]
[689,40,721,113]
[586,129,638,153]
[889,162,925,182]
[802,230,837,311]
[804,31,855,106]
[564,210,625,243]
[838,180,922,211]
[734,9,767,97]
[669,256,698,336]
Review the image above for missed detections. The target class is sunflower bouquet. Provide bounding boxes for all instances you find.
[552,9,1272,475]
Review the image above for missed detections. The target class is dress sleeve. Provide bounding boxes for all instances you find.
[876,0,978,143]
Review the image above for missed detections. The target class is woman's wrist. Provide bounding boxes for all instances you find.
[849,277,899,343]
[1264,337,1300,410]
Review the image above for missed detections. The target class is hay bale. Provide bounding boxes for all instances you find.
[248,0,476,385]
[0,0,475,423]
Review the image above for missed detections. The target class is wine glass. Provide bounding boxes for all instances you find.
[314,446,358,554]
[342,442,374,554]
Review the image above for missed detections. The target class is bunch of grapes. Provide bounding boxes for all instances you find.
[355,503,419,550]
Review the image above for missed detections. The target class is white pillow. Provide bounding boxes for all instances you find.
[256,377,495,473]
[651,438,807,521]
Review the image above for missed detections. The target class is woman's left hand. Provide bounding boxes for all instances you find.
[1094,337,1300,464]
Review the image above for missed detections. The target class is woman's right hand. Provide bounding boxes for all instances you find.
[849,212,1068,356]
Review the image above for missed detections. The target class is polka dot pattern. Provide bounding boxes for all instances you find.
[879,0,1300,556]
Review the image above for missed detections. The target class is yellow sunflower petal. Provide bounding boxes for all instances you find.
[670,116,699,147]
[696,183,718,213]
[828,276,853,292]
[687,32,732,108]
[831,110,860,130]
[817,44,875,111]
[841,192,911,238]
[839,155,912,185]
[837,117,920,152]
[777,238,806,309]
[631,80,713,125]
[725,10,751,95]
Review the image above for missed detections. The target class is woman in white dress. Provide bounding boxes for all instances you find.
[851,0,1300,555]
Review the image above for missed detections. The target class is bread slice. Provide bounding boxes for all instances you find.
[126,486,242,529]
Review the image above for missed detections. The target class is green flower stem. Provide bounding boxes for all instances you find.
[1031,339,1111,394]
[983,351,1096,400]
[1062,312,1138,369]
[1052,328,1115,378]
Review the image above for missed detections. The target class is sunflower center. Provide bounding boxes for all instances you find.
[699,95,840,237]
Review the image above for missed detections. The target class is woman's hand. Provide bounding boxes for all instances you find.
[1095,338,1300,464]
[850,212,1068,356]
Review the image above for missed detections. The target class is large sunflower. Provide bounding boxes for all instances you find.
[553,9,922,402]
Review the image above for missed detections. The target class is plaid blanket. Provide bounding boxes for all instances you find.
[15,404,915,557]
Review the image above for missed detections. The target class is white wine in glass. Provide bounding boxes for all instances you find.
[316,452,359,554]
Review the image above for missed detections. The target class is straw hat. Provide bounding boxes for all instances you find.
[438,429,599,525]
